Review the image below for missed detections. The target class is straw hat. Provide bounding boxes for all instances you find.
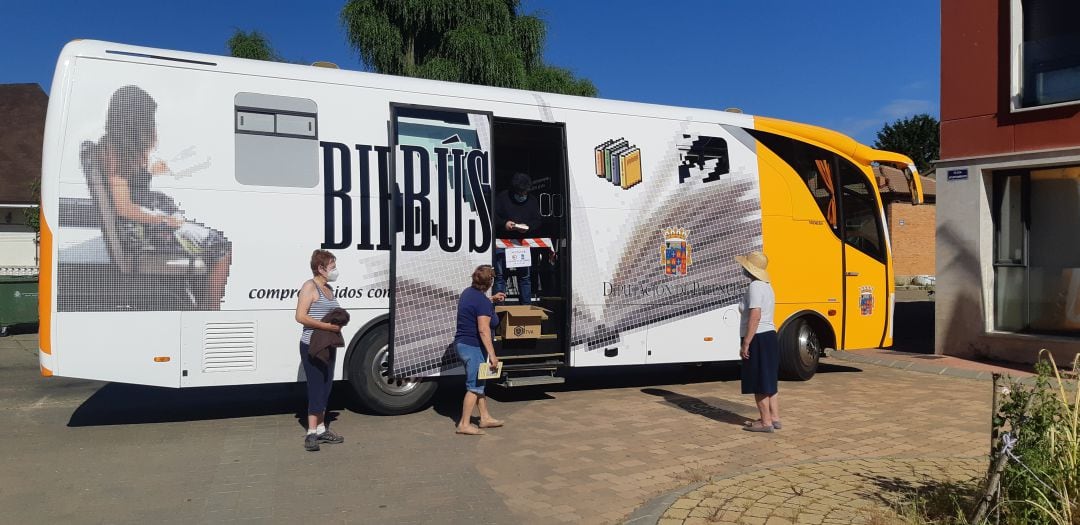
[735,251,770,282]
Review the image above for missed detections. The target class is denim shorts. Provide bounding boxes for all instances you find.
[455,342,486,395]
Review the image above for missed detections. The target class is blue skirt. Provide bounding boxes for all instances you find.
[741,331,779,395]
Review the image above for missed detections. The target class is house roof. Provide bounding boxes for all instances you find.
[873,164,936,202]
[0,83,48,205]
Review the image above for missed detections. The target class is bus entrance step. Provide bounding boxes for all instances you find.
[501,373,565,388]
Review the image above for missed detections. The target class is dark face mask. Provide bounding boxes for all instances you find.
[512,192,527,203]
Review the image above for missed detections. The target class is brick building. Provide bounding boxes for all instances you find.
[0,83,47,270]
[937,0,1080,364]
[875,165,937,280]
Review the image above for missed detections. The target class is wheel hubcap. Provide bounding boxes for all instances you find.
[370,344,420,396]
[796,323,821,368]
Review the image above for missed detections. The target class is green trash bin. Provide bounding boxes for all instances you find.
[0,275,39,337]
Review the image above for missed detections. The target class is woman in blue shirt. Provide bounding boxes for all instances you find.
[454,265,505,435]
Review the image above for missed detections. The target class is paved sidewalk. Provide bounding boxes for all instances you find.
[828,348,1034,380]
[4,332,995,524]
[647,457,984,525]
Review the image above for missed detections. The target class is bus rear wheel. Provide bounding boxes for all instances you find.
[347,324,437,415]
[779,317,821,381]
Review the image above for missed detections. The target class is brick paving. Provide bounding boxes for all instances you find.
[476,358,990,524]
[1,333,993,524]
[830,348,1034,379]
[656,457,984,525]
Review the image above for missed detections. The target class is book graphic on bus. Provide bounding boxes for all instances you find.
[594,138,642,189]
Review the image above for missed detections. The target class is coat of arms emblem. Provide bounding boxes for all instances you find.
[660,227,692,276]
[859,286,875,316]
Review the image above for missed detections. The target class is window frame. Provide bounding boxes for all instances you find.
[990,167,1080,336]
[1009,0,1080,112]
[991,170,1032,331]
[836,159,889,264]
[232,92,320,188]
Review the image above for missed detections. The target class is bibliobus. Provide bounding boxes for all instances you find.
[38,41,924,414]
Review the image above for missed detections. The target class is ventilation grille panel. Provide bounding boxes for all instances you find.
[202,321,256,372]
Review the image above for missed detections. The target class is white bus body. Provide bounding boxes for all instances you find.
[39,41,903,414]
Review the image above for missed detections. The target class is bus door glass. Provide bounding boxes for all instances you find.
[389,105,495,378]
[837,159,888,349]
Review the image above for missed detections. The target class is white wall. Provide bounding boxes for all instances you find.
[935,160,989,359]
[0,231,37,268]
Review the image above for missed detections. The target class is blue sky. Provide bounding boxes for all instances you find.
[0,0,939,144]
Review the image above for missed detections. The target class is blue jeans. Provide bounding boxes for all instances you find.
[455,342,486,395]
[494,248,531,305]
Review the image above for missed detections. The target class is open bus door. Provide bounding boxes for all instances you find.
[836,158,891,350]
[388,105,495,380]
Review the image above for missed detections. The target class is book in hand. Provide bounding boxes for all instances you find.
[477,361,503,380]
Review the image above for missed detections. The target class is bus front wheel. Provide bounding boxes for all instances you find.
[779,317,821,381]
[347,324,437,415]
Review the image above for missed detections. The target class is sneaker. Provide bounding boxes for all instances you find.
[304,433,320,451]
[317,429,344,444]
[742,422,774,433]
[745,419,782,430]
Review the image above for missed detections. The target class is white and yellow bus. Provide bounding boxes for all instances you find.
[38,41,924,414]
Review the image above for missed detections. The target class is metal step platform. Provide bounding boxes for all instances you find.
[500,371,566,388]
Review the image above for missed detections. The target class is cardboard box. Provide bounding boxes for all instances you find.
[496,305,551,339]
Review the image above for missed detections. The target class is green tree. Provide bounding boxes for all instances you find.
[873,114,940,174]
[340,0,597,96]
[23,179,40,234]
[227,30,281,61]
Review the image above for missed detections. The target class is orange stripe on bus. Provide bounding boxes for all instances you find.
[40,364,53,377]
[38,213,53,355]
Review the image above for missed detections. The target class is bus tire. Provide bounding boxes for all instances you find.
[778,317,821,381]
[346,324,437,415]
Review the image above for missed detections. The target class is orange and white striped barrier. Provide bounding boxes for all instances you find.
[496,238,554,249]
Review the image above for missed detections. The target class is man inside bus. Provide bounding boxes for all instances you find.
[493,172,543,305]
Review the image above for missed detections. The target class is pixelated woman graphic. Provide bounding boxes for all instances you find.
[81,85,232,310]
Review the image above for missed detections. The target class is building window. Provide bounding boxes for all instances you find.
[992,166,1080,335]
[1013,0,1080,109]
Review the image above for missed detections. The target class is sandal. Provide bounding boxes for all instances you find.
[455,425,486,436]
[479,419,504,428]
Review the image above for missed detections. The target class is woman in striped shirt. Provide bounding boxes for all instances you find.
[295,249,345,451]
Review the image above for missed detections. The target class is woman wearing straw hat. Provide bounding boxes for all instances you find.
[735,251,780,433]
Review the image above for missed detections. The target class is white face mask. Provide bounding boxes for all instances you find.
[325,268,339,282]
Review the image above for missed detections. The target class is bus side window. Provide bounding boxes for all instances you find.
[747,129,839,232]
[234,92,319,188]
[837,161,886,262]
